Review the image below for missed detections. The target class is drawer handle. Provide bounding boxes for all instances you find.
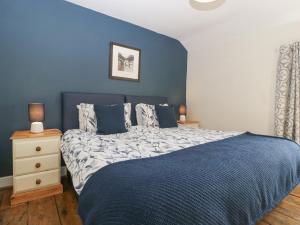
[35,163,41,168]
[36,146,41,152]
[36,179,42,185]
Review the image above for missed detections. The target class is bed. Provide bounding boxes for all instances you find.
[61,92,300,225]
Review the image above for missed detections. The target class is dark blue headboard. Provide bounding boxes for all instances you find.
[62,92,125,131]
[125,95,168,126]
[125,95,168,105]
[62,92,168,131]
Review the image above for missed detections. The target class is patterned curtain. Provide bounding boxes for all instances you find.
[275,42,300,143]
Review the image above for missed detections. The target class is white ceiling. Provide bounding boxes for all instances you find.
[66,0,300,41]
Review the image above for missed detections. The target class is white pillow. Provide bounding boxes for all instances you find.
[135,104,144,126]
[78,103,132,132]
[142,104,159,127]
[124,103,132,129]
[136,103,168,127]
[146,105,159,127]
[77,103,97,133]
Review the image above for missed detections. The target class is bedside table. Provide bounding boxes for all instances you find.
[178,120,200,128]
[10,129,63,206]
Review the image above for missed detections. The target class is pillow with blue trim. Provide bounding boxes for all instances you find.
[155,105,178,128]
[94,104,127,135]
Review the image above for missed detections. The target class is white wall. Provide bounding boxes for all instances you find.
[182,21,300,135]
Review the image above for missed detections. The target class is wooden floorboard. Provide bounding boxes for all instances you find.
[55,188,82,225]
[0,179,299,225]
[0,188,12,211]
[262,211,300,225]
[284,195,300,208]
[0,203,28,225]
[28,197,61,225]
[257,221,270,225]
[291,185,300,198]
[276,201,300,221]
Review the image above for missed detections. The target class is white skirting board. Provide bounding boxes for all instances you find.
[0,166,67,188]
[0,176,12,188]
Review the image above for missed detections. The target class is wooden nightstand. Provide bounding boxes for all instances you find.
[10,129,63,206]
[178,120,200,128]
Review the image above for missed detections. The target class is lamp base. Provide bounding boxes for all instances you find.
[30,122,44,133]
[179,115,186,123]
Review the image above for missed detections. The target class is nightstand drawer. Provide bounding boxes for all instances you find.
[14,137,60,159]
[14,169,60,194]
[15,154,60,176]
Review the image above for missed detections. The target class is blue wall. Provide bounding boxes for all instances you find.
[0,1,187,177]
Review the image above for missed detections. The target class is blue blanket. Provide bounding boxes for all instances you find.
[79,133,300,225]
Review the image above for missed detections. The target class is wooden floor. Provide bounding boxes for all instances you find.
[0,179,300,225]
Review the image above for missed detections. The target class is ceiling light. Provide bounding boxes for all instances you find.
[193,0,218,2]
[190,0,225,10]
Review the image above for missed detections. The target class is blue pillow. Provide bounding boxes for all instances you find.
[155,105,178,128]
[94,104,127,135]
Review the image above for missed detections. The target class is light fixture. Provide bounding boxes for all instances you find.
[28,103,45,133]
[193,0,218,2]
[179,104,187,123]
[190,0,225,11]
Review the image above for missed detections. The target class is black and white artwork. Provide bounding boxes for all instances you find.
[109,42,141,81]
[118,53,134,72]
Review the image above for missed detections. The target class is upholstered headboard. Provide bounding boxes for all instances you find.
[62,92,168,131]
[125,95,168,105]
[62,92,125,131]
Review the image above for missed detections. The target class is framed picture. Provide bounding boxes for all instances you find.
[109,42,141,82]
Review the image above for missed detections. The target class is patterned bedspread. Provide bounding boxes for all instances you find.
[61,126,240,194]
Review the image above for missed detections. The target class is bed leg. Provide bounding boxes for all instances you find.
[67,170,72,185]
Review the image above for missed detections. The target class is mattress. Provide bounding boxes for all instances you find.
[61,125,240,194]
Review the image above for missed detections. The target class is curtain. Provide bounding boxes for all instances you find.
[275,42,300,143]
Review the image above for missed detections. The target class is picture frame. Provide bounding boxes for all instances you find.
[109,42,141,82]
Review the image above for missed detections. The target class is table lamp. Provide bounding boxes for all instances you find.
[179,104,186,123]
[28,103,45,133]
